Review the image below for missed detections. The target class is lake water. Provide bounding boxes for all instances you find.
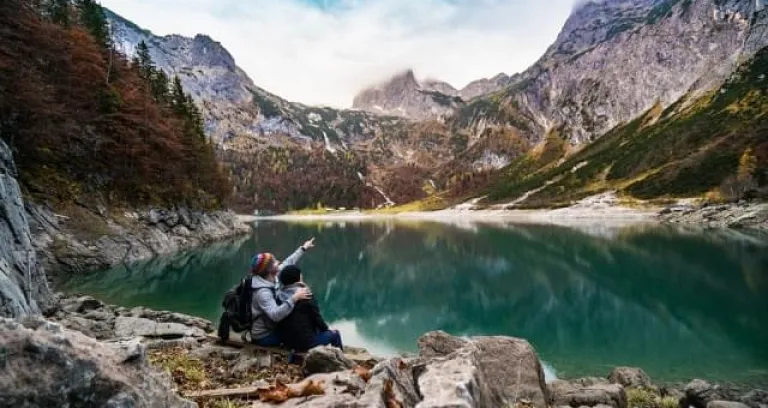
[58,219,768,386]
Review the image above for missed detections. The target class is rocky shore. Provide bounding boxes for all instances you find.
[658,201,768,231]
[27,203,251,277]
[4,294,767,408]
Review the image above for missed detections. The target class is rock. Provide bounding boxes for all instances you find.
[708,401,752,408]
[683,380,732,408]
[417,330,468,358]
[106,338,147,364]
[56,313,114,339]
[417,331,550,408]
[608,367,652,389]
[189,344,241,361]
[739,390,768,408]
[550,380,627,408]
[231,353,272,376]
[303,346,355,375]
[0,140,53,318]
[416,350,497,407]
[60,295,104,314]
[572,377,611,387]
[359,358,421,407]
[114,316,206,339]
[0,316,195,408]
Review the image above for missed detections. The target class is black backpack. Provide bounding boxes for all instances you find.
[217,276,256,341]
[217,276,283,342]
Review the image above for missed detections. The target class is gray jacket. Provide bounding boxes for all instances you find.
[250,247,305,340]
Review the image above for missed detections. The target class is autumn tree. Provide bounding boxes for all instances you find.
[0,0,230,209]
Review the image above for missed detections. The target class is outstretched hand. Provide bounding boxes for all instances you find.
[302,237,316,251]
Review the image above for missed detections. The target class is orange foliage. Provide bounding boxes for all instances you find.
[0,0,230,208]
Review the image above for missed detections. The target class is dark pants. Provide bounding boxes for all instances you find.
[253,332,282,347]
[311,330,343,351]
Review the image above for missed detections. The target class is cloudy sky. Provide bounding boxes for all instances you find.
[101,0,577,108]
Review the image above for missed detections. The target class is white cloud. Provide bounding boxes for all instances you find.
[100,0,576,108]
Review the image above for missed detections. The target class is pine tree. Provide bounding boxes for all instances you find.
[150,69,170,105]
[171,76,187,116]
[134,40,154,79]
[75,0,110,50]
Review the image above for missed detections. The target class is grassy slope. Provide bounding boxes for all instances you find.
[480,47,768,207]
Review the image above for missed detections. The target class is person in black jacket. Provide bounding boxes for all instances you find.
[276,265,343,352]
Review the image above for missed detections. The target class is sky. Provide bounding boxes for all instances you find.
[100,0,578,108]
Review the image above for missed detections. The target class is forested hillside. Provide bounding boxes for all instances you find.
[0,0,230,209]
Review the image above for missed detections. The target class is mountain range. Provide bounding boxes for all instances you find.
[107,0,768,212]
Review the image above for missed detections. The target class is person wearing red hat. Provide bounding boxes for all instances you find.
[249,238,315,346]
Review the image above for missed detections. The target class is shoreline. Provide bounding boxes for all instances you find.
[37,294,768,407]
[241,193,768,231]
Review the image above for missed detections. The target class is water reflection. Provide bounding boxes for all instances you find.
[59,220,768,386]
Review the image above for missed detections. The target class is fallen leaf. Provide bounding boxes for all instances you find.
[397,360,408,371]
[384,379,403,408]
[353,366,372,383]
[257,381,290,403]
[293,380,325,397]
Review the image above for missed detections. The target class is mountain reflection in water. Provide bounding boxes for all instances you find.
[58,220,768,386]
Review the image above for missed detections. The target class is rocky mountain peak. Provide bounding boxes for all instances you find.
[352,69,462,120]
[422,78,459,96]
[459,73,511,100]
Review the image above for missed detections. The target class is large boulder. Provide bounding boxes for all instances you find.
[252,332,549,408]
[683,380,733,408]
[0,140,53,318]
[303,346,356,375]
[550,380,627,408]
[0,316,195,407]
[608,367,652,389]
[416,331,550,408]
[417,330,468,358]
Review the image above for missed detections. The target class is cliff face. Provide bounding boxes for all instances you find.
[0,140,52,318]
[469,0,765,145]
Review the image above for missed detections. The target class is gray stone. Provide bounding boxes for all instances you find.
[550,381,627,408]
[608,367,652,389]
[0,140,53,318]
[708,401,752,408]
[683,380,732,408]
[231,353,272,376]
[739,390,768,408]
[114,316,206,339]
[0,316,195,408]
[106,338,147,364]
[303,345,355,375]
[416,331,550,408]
[359,358,421,408]
[417,330,468,358]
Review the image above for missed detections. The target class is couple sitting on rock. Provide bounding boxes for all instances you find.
[248,238,343,353]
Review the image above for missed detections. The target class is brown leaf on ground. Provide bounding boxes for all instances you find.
[353,366,372,383]
[257,381,290,403]
[291,380,325,398]
[384,379,403,408]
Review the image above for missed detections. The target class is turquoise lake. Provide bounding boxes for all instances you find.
[58,219,768,386]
